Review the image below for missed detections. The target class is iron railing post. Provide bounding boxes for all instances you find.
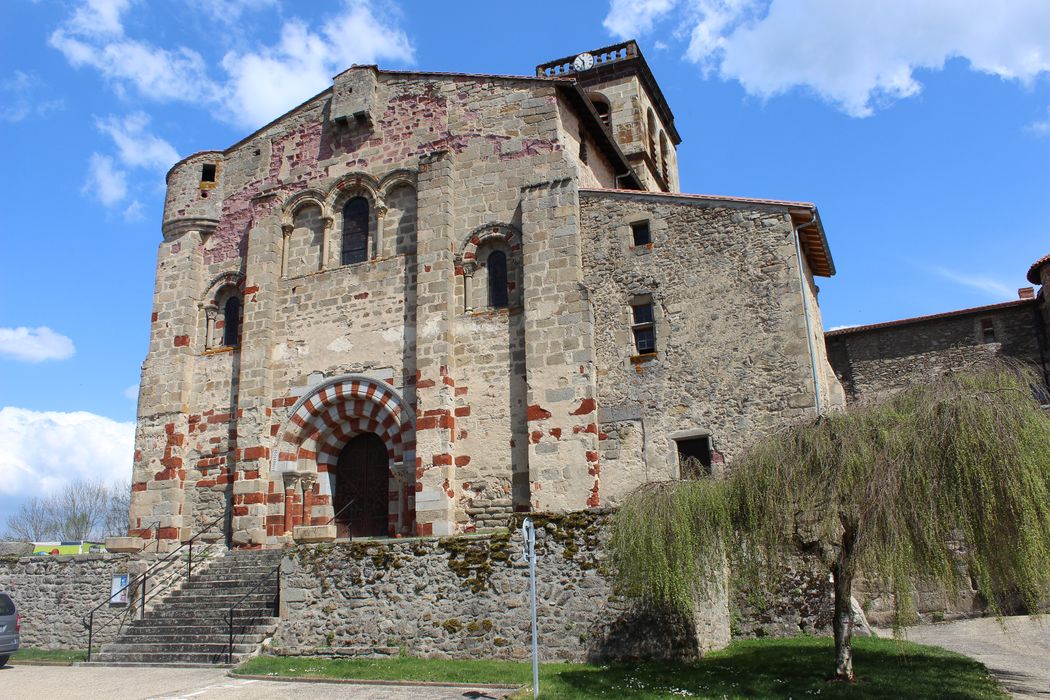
[140,573,146,619]
[227,608,234,664]
[188,538,193,579]
[87,610,94,662]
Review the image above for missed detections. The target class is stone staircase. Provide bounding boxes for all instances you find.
[93,548,283,666]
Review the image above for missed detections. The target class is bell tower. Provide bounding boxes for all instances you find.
[537,40,681,192]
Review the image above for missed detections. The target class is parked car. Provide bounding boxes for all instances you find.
[0,593,20,666]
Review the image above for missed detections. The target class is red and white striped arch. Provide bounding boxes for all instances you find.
[272,375,414,474]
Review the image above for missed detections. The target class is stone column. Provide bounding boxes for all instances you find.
[280,223,293,278]
[229,193,283,547]
[520,179,601,511]
[128,220,211,549]
[411,151,458,536]
[320,216,333,270]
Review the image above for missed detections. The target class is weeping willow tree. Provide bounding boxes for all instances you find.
[610,364,1050,682]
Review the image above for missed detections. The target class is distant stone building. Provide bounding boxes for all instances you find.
[825,255,1050,404]
[114,41,843,551]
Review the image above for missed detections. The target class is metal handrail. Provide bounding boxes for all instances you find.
[226,560,281,664]
[85,512,226,661]
[325,498,354,526]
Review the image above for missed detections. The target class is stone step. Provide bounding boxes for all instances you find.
[127,617,279,631]
[79,661,236,669]
[93,651,250,664]
[164,589,278,601]
[101,642,258,654]
[142,609,276,623]
[114,633,270,642]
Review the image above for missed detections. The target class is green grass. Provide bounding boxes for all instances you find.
[9,647,88,663]
[236,636,1007,699]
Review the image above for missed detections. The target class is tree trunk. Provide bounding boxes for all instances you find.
[831,519,859,682]
[831,560,855,681]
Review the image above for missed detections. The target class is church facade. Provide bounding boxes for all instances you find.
[118,41,842,550]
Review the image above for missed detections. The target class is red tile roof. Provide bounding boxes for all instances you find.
[1027,253,1050,284]
[825,298,1036,337]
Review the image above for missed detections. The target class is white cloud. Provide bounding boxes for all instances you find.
[188,0,276,25]
[826,324,857,332]
[96,112,179,171]
[0,407,134,498]
[603,0,678,38]
[49,31,219,103]
[0,327,75,363]
[931,266,1014,300]
[605,0,1050,118]
[0,71,65,123]
[67,0,132,38]
[220,3,415,128]
[1031,107,1050,135]
[83,153,128,206]
[122,199,145,222]
[50,0,416,130]
[123,383,139,402]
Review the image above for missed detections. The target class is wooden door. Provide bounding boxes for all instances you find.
[334,433,390,538]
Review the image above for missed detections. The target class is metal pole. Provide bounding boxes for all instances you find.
[523,518,539,699]
[188,539,193,579]
[140,574,146,619]
[227,609,234,664]
[87,610,94,662]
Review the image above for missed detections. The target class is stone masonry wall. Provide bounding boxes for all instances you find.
[0,554,131,649]
[581,191,839,502]
[826,300,1047,404]
[274,510,730,662]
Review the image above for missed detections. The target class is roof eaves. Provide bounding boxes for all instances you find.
[1027,253,1050,284]
[557,85,642,190]
[825,299,1036,337]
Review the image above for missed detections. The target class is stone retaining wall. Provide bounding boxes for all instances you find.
[0,553,132,649]
[274,510,731,662]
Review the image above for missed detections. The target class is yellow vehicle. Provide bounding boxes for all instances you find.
[31,541,105,556]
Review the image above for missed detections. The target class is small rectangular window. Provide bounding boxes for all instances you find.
[677,437,712,479]
[201,163,217,182]
[980,318,995,343]
[631,221,651,247]
[630,301,656,354]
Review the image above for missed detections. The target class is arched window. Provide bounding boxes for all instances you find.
[222,295,241,347]
[659,132,669,186]
[487,250,509,308]
[341,196,369,265]
[590,95,611,129]
[646,109,656,157]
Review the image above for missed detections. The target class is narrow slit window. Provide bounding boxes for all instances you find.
[222,295,241,347]
[631,221,651,247]
[676,437,712,479]
[631,301,656,354]
[201,163,217,182]
[341,197,370,265]
[487,250,509,308]
[980,318,995,343]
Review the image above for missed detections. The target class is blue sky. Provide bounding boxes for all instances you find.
[1,0,1048,527]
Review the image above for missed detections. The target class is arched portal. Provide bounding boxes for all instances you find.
[334,432,389,538]
[271,374,417,538]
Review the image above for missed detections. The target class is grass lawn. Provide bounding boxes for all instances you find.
[236,636,1006,699]
[9,648,87,663]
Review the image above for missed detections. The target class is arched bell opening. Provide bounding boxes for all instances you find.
[332,432,391,538]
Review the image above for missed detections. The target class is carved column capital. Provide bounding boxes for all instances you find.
[281,223,294,237]
[322,216,335,231]
[374,205,388,219]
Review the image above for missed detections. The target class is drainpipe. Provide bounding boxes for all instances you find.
[793,210,823,416]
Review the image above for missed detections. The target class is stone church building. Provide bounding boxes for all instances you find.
[117,41,844,551]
